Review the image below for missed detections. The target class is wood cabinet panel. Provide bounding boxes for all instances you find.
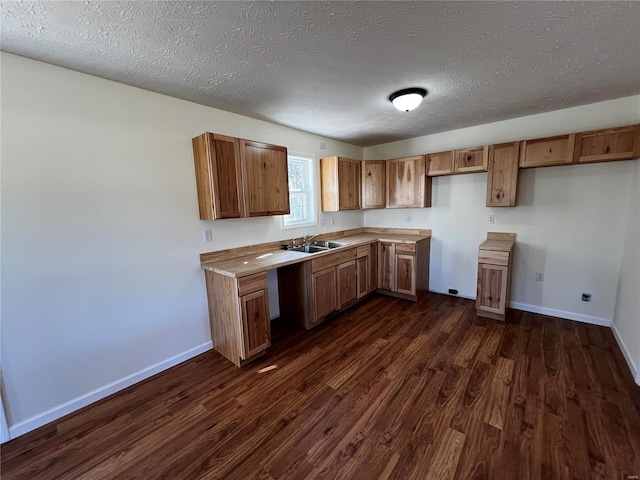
[321,156,361,211]
[427,151,454,176]
[378,241,396,291]
[396,254,416,296]
[486,142,519,207]
[369,243,378,293]
[395,243,416,255]
[192,133,244,219]
[338,260,357,308]
[361,160,386,209]
[237,272,268,296]
[240,140,290,216]
[311,247,356,273]
[240,289,271,359]
[573,124,640,164]
[519,134,575,168]
[357,256,369,299]
[476,264,508,315]
[386,156,431,208]
[453,146,488,173]
[476,232,514,321]
[312,267,338,323]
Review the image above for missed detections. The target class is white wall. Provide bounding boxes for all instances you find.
[364,97,640,325]
[612,160,640,384]
[0,52,362,438]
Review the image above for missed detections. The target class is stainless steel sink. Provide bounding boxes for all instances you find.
[311,241,348,249]
[290,245,328,253]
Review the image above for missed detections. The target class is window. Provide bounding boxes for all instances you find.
[283,154,316,229]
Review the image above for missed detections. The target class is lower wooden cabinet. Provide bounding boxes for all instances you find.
[337,260,357,308]
[396,253,416,296]
[240,289,271,359]
[205,271,271,366]
[476,232,515,321]
[378,240,428,300]
[356,253,369,299]
[312,267,338,323]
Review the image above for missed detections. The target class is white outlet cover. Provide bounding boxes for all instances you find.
[203,229,212,242]
[488,214,496,224]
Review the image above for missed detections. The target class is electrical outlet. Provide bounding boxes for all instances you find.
[320,142,327,150]
[330,217,335,226]
[406,215,412,222]
[488,214,496,224]
[535,272,544,282]
[319,218,326,227]
[581,293,592,302]
[203,230,212,243]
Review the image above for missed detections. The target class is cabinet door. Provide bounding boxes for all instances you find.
[312,267,338,323]
[386,156,430,208]
[369,243,378,293]
[519,134,575,168]
[427,151,453,176]
[476,264,509,315]
[486,142,519,207]
[453,146,488,173]
[240,289,271,359]
[396,254,416,296]
[338,159,362,210]
[192,133,244,219]
[240,140,290,216]
[378,242,396,291]
[361,160,386,209]
[573,125,640,164]
[338,260,358,308]
[356,256,369,299]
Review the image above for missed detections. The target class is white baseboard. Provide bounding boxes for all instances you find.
[8,342,212,441]
[509,301,612,327]
[429,291,612,327]
[611,323,640,386]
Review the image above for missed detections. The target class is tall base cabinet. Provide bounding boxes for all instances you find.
[476,232,515,321]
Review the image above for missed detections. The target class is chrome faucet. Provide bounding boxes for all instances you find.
[302,234,319,246]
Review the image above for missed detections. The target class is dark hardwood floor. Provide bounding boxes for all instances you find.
[2,293,639,479]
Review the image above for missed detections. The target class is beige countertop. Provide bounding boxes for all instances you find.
[201,232,430,278]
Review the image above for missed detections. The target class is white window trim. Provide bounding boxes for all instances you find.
[282,152,317,230]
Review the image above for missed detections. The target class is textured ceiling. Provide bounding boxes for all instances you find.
[2,1,639,146]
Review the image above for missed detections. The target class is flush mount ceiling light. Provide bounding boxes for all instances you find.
[389,88,427,112]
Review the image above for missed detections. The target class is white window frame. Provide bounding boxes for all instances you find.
[282,153,317,230]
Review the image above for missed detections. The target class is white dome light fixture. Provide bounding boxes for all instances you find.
[389,87,427,112]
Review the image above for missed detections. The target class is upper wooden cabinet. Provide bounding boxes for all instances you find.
[240,140,290,217]
[453,145,489,173]
[519,134,575,168]
[361,160,386,209]
[427,146,488,176]
[486,142,520,207]
[192,133,289,220]
[386,156,431,208]
[573,124,640,164]
[427,151,454,176]
[320,156,361,211]
[192,133,245,219]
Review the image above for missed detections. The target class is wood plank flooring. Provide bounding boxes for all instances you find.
[2,293,639,479]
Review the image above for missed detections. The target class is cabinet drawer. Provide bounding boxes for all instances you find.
[395,243,416,255]
[478,250,509,266]
[237,272,268,296]
[311,248,356,273]
[356,245,370,258]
